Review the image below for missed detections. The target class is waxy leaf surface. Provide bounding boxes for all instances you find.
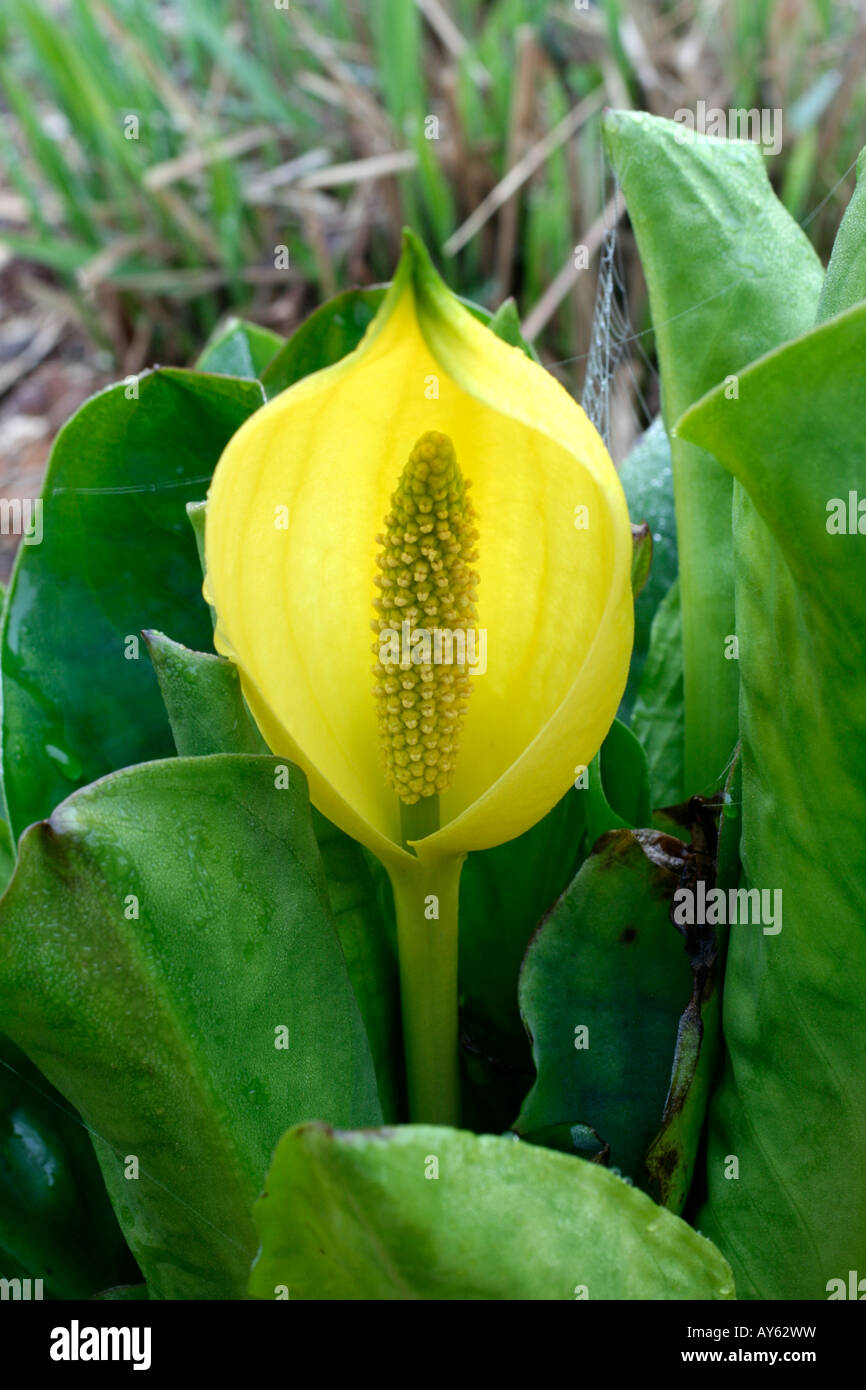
[196,317,285,378]
[515,829,692,1187]
[0,755,381,1298]
[678,299,866,1298]
[145,631,402,1121]
[250,1122,734,1300]
[0,369,264,838]
[0,1036,135,1297]
[603,110,823,797]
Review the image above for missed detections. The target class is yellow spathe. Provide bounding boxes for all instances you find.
[205,232,633,872]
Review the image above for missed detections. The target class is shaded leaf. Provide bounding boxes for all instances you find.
[0,1035,135,1297]
[457,719,651,1131]
[618,416,676,717]
[646,775,739,1214]
[631,579,685,808]
[249,1122,734,1300]
[590,716,652,836]
[0,369,264,838]
[630,522,652,598]
[515,828,691,1187]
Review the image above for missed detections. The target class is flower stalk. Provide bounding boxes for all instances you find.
[388,850,464,1126]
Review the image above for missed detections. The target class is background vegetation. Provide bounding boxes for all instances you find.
[1,0,864,568]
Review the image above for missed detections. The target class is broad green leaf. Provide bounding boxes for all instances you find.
[604,110,823,796]
[816,146,866,323]
[618,416,676,719]
[0,755,381,1298]
[249,1123,734,1300]
[0,1036,135,1297]
[457,720,651,1131]
[309,809,402,1124]
[515,829,691,1186]
[261,288,386,399]
[677,299,866,1298]
[458,790,586,1044]
[0,369,264,839]
[195,317,285,378]
[456,788,586,1131]
[144,631,402,1122]
[631,580,685,808]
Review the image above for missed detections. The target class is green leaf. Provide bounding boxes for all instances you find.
[677,299,866,1298]
[630,522,652,598]
[816,146,866,323]
[456,789,587,1130]
[603,110,824,796]
[144,630,266,757]
[591,716,652,834]
[310,809,402,1124]
[249,1122,734,1300]
[486,298,537,359]
[631,579,685,808]
[261,289,386,399]
[515,829,691,1187]
[195,317,285,379]
[645,755,740,1214]
[458,790,586,1044]
[0,819,14,898]
[618,416,677,718]
[0,369,264,839]
[0,755,381,1298]
[0,1035,135,1297]
[185,501,210,617]
[457,719,651,1131]
[144,631,402,1122]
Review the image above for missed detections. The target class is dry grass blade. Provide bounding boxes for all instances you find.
[0,309,67,397]
[291,10,394,149]
[244,150,332,201]
[143,127,281,192]
[415,0,492,89]
[494,26,538,297]
[444,88,605,256]
[299,151,419,190]
[521,193,623,343]
[76,235,164,294]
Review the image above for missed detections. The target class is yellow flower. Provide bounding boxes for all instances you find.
[204,232,633,1122]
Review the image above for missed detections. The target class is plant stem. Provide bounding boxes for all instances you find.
[388,848,464,1126]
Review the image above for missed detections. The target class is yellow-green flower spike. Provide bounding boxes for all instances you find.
[372,430,480,810]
